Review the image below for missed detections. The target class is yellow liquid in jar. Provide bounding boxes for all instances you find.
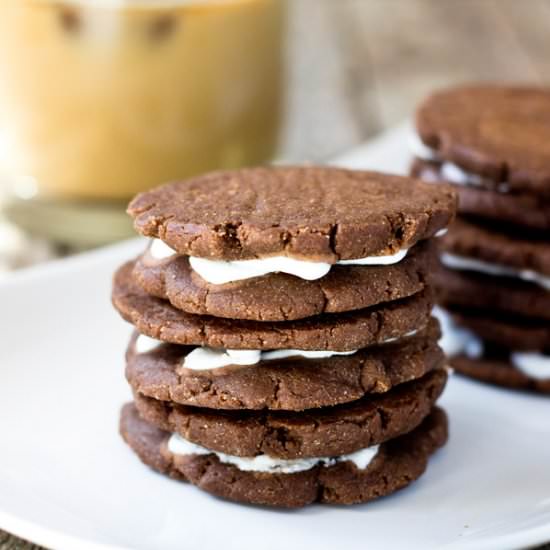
[0,0,284,200]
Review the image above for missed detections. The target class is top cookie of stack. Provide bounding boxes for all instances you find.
[411,85,550,392]
[113,166,456,507]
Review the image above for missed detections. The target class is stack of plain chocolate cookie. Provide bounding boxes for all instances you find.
[112,166,457,507]
[411,84,550,394]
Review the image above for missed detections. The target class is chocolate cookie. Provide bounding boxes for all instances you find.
[120,404,448,507]
[451,355,550,394]
[133,369,447,458]
[449,308,550,352]
[411,158,550,231]
[126,319,444,410]
[434,265,550,321]
[416,85,550,197]
[113,261,435,351]
[441,217,550,276]
[128,166,456,261]
[133,240,435,322]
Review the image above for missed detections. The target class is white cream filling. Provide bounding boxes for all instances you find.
[189,255,332,284]
[439,163,485,187]
[149,238,178,260]
[135,334,163,353]
[441,253,550,291]
[181,329,420,370]
[432,306,483,359]
[137,331,420,370]
[410,132,510,193]
[435,306,550,380]
[511,352,550,381]
[408,132,440,162]
[338,248,408,266]
[167,433,379,474]
[380,328,419,345]
[148,238,409,284]
[182,347,357,370]
[189,249,409,285]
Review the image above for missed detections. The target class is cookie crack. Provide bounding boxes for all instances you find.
[215,222,244,252]
[329,223,340,259]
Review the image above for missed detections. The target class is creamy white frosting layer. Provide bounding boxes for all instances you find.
[410,133,510,193]
[148,238,409,284]
[168,433,379,474]
[435,306,549,380]
[135,333,353,366]
[189,255,332,284]
[181,328,421,370]
[408,132,440,161]
[182,347,357,370]
[136,330,420,370]
[432,306,483,359]
[189,249,409,284]
[440,163,484,187]
[338,248,408,266]
[511,352,550,380]
[380,328,419,345]
[441,253,550,291]
[149,239,178,260]
[135,334,163,353]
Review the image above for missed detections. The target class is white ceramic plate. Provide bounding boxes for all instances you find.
[1,124,549,550]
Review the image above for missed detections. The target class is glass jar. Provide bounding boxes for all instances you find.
[0,0,285,246]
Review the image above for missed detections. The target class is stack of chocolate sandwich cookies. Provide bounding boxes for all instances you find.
[411,85,550,393]
[113,166,457,507]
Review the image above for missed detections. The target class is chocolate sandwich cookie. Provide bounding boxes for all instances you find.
[120,403,448,508]
[440,217,550,278]
[415,85,550,197]
[133,369,447,458]
[451,354,550,394]
[113,261,435,351]
[436,306,550,393]
[449,308,550,352]
[411,158,550,231]
[128,166,456,261]
[132,240,436,322]
[434,265,550,321]
[126,319,444,411]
